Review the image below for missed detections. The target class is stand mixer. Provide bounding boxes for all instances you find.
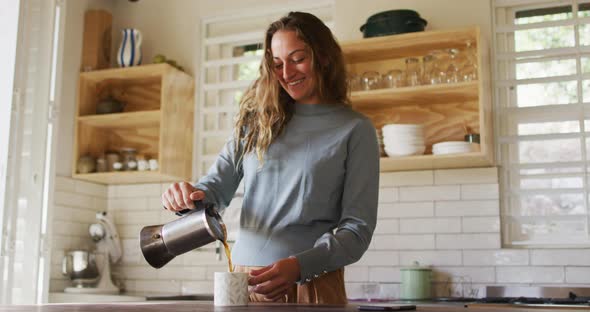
[64,211,122,294]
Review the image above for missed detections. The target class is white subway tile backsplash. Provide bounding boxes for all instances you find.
[121,238,142,264]
[434,168,498,185]
[345,266,369,281]
[109,197,150,211]
[52,220,89,235]
[157,266,207,280]
[53,206,97,222]
[378,202,434,218]
[400,218,461,234]
[400,185,460,202]
[463,250,529,266]
[373,234,435,250]
[436,234,500,249]
[55,176,75,192]
[531,249,590,266]
[131,280,181,294]
[50,279,70,293]
[118,224,144,239]
[110,183,161,198]
[380,171,433,187]
[369,267,400,283]
[379,187,399,203]
[461,184,499,200]
[356,251,399,266]
[347,282,399,300]
[54,191,95,210]
[400,250,462,266]
[181,250,225,266]
[375,219,399,234]
[497,267,565,283]
[51,169,590,296]
[433,267,496,283]
[118,265,158,280]
[75,180,108,197]
[435,200,499,217]
[113,210,159,225]
[462,217,500,233]
[148,196,166,211]
[181,280,214,294]
[93,197,108,211]
[565,267,590,283]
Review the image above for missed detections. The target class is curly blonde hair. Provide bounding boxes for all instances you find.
[234,11,349,166]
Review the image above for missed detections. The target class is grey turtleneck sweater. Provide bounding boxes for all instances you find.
[195,102,379,283]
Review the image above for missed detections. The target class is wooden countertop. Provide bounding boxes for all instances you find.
[0,302,586,312]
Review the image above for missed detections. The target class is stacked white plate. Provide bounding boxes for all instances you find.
[432,141,479,155]
[382,124,426,157]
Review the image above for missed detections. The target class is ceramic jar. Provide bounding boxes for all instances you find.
[400,261,432,300]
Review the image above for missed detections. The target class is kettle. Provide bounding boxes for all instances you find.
[140,201,225,268]
[400,261,432,300]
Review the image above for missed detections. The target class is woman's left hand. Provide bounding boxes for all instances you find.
[248,257,301,301]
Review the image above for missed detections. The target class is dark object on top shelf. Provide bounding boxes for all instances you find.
[360,9,427,38]
[96,97,125,114]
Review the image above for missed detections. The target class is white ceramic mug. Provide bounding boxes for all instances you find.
[214,272,249,306]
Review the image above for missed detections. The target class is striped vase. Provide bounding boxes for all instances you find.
[117,28,142,67]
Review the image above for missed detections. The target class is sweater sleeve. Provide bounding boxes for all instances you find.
[194,136,244,212]
[293,118,380,283]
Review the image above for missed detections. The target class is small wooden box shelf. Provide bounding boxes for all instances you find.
[72,63,195,184]
[341,26,494,172]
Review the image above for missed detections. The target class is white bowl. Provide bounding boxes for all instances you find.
[432,142,480,155]
[382,124,424,136]
[383,138,425,146]
[384,145,426,157]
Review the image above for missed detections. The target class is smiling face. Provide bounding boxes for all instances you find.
[270,30,321,105]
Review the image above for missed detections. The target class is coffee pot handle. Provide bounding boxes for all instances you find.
[174,200,209,216]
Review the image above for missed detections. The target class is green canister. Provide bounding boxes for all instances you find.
[400,261,432,300]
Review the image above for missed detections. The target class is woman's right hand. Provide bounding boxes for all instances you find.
[161,182,206,212]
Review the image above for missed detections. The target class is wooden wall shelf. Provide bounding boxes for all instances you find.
[351,81,479,108]
[77,110,160,128]
[72,64,195,184]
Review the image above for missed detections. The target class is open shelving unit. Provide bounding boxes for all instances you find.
[341,26,494,172]
[72,63,195,184]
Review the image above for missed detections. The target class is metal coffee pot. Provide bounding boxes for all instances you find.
[140,201,225,268]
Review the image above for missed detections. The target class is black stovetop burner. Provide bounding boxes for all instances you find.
[475,293,590,306]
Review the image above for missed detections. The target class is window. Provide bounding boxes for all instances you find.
[494,0,590,246]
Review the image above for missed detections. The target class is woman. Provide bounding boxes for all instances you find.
[161,11,379,304]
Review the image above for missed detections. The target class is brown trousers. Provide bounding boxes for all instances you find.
[235,265,348,304]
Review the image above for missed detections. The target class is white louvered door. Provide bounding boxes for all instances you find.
[0,0,64,304]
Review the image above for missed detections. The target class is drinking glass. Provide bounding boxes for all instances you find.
[445,48,461,84]
[361,282,381,302]
[460,40,478,81]
[405,57,421,87]
[383,69,405,88]
[348,72,361,91]
[361,71,381,90]
[422,54,442,85]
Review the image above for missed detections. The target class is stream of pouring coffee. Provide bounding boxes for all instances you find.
[220,222,233,272]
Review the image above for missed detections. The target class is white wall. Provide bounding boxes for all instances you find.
[56,0,114,176]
